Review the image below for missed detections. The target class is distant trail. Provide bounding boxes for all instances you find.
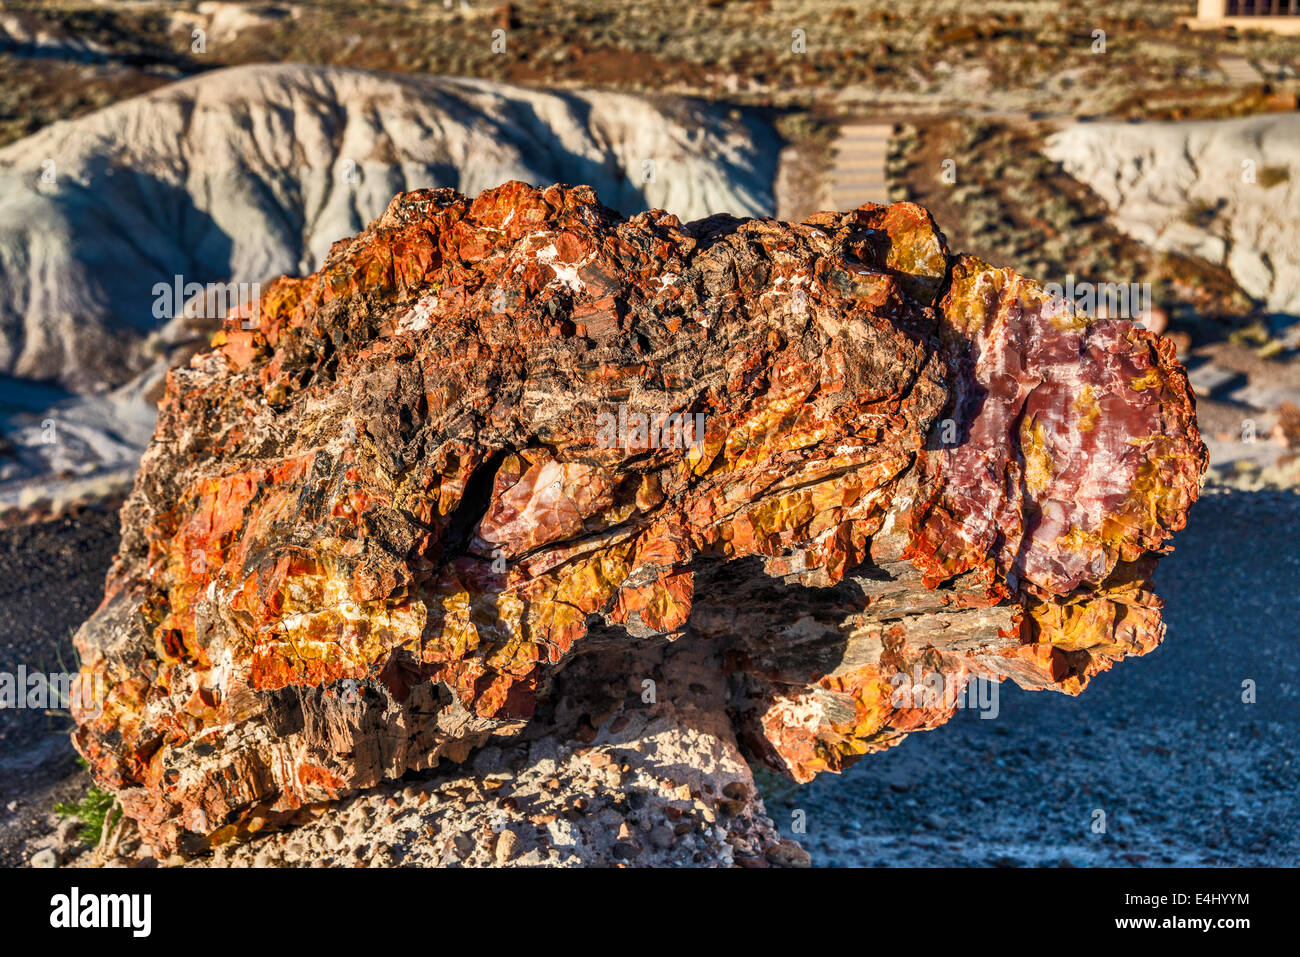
[1217,55,1261,86]
[826,121,894,211]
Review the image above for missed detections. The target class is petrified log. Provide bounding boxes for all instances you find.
[71,182,1205,856]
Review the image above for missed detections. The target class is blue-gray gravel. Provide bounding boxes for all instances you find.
[761,489,1299,867]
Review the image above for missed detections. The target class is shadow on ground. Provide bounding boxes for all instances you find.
[1,491,1294,867]
[0,507,118,866]
[762,490,1299,867]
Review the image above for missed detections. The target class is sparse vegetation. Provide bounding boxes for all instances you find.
[1258,165,1291,188]
[53,758,118,846]
[1,0,1298,148]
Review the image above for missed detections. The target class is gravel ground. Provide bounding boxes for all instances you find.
[1,491,1294,867]
[0,506,119,867]
[763,489,1300,867]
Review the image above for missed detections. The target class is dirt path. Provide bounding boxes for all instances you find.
[825,122,894,211]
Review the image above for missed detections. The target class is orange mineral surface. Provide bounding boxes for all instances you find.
[71,183,1205,852]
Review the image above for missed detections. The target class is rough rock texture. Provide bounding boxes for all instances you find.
[75,643,799,868]
[71,181,1205,860]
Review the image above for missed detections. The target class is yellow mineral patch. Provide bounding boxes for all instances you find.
[1073,384,1100,433]
[938,257,1001,338]
[1130,369,1161,392]
[1044,298,1091,332]
[1020,416,1054,497]
[884,228,945,282]
[686,434,724,476]
[484,622,535,675]
[510,541,634,658]
[722,392,807,472]
[425,580,481,661]
[742,489,819,541]
[1125,434,1197,544]
[1023,557,1163,694]
[270,574,424,655]
[474,588,525,649]
[548,545,630,615]
[1029,595,1118,653]
[1055,526,1107,566]
[634,473,664,512]
[817,671,899,765]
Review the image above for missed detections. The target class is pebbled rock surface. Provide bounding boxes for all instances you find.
[76,644,799,868]
[70,181,1205,860]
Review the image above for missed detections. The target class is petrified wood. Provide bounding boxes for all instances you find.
[70,182,1205,854]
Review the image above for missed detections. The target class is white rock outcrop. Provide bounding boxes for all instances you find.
[0,63,780,392]
[1045,113,1300,315]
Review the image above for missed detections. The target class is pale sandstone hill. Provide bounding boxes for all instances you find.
[1045,113,1300,316]
[0,63,780,393]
